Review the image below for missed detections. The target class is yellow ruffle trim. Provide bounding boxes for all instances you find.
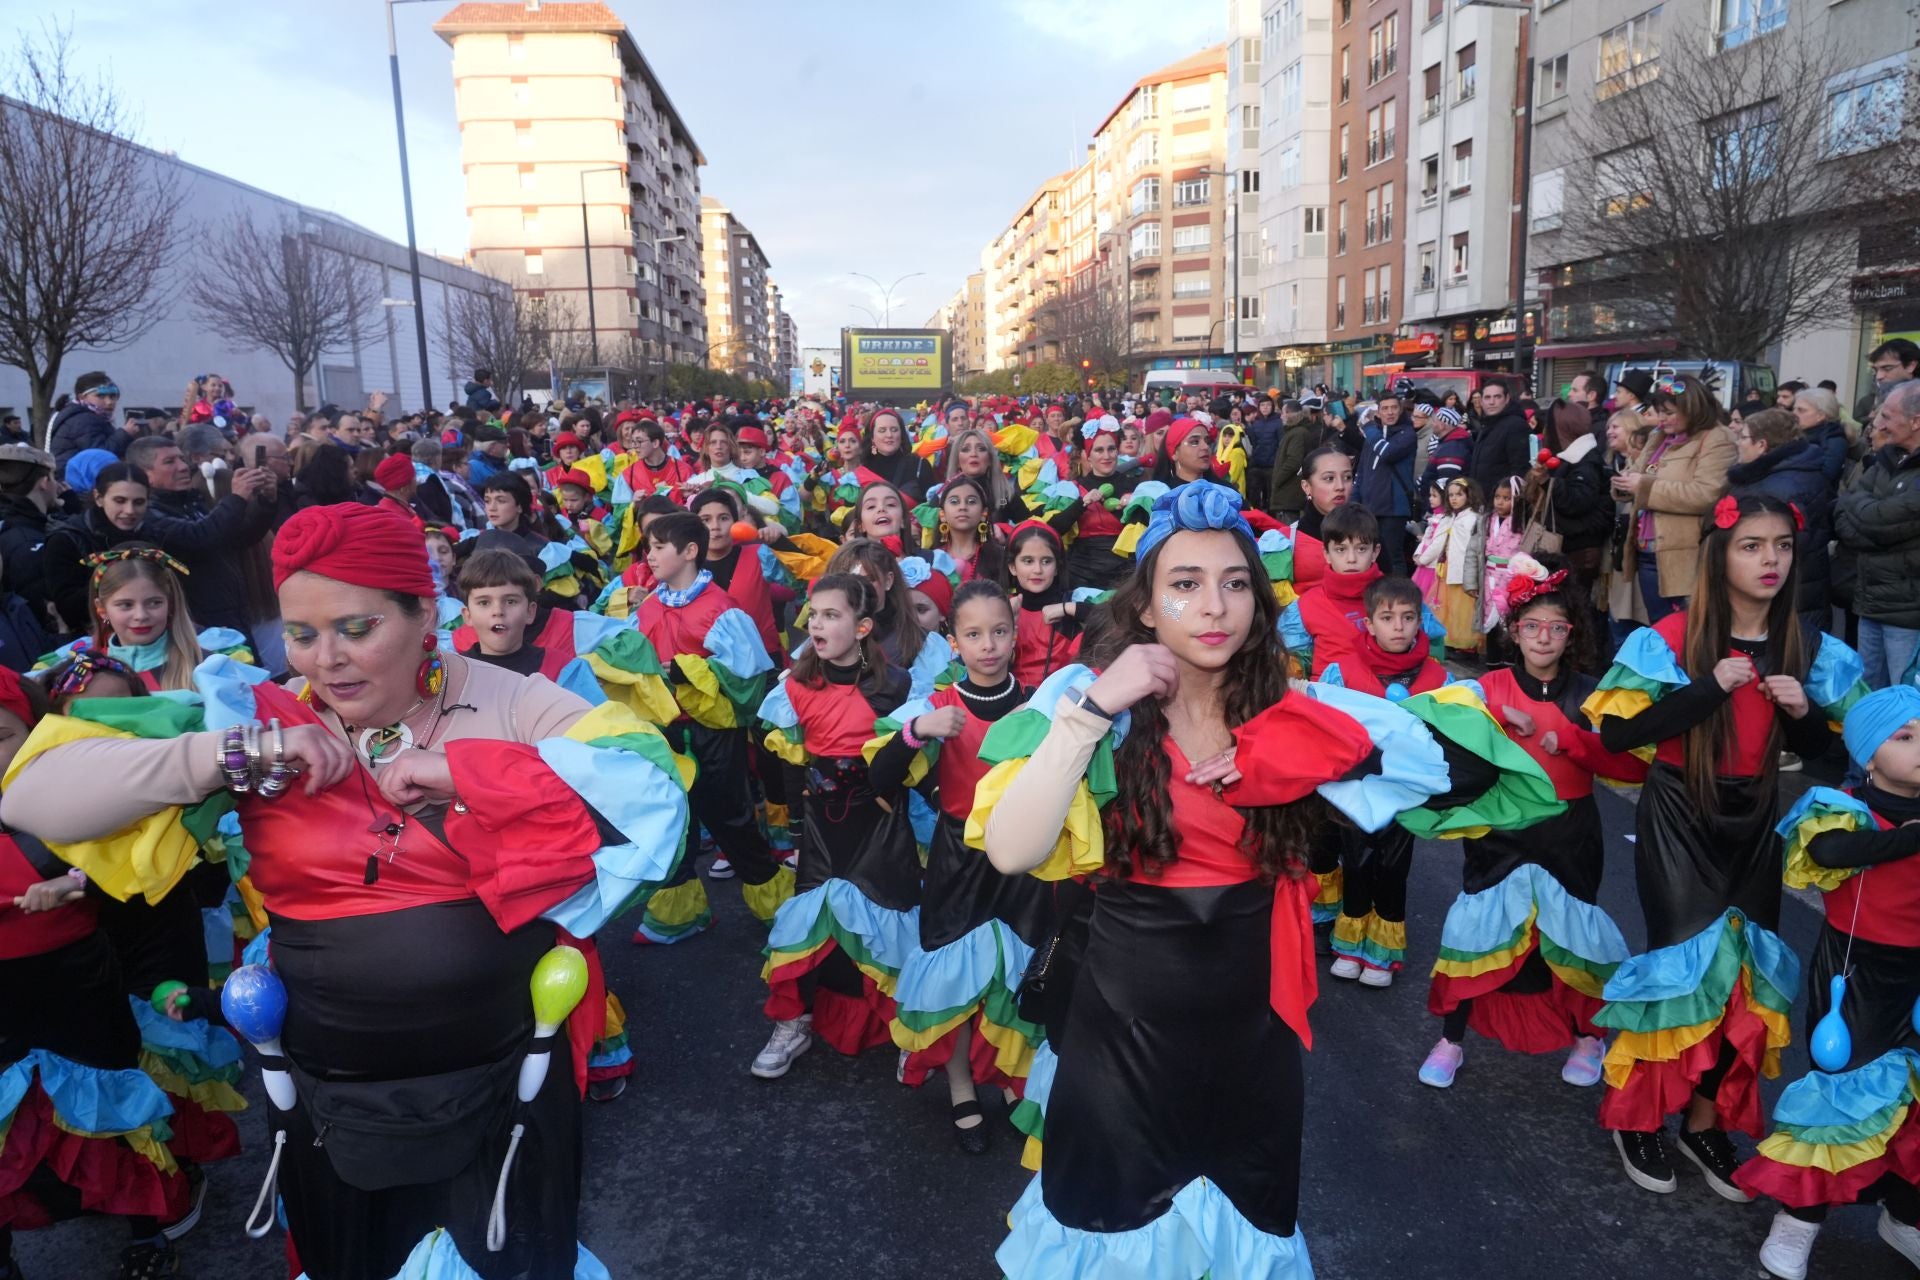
[740,866,796,923]
[670,655,739,730]
[584,653,681,726]
[1600,986,1792,1091]
[643,877,711,929]
[603,992,628,1041]
[1755,1102,1915,1175]
[964,758,1104,881]
[1432,910,1538,980]
[770,533,839,583]
[861,731,932,786]
[3,715,200,905]
[1313,868,1344,908]
[139,1054,247,1115]
[763,728,809,767]
[1782,810,1866,894]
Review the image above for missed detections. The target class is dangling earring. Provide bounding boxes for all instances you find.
[417,633,445,698]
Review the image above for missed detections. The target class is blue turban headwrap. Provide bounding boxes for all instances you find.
[64,448,117,494]
[1843,684,1920,770]
[1135,479,1253,561]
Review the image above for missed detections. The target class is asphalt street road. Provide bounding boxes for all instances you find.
[18,750,1915,1279]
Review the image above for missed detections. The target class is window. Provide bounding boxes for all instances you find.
[1281,61,1304,115]
[1428,0,1444,20]
[1450,232,1470,278]
[1242,168,1261,194]
[1828,65,1906,156]
[1241,103,1262,148]
[1279,140,1301,189]
[1708,101,1779,189]
[1418,242,1437,291]
[521,209,540,234]
[1174,177,1211,206]
[1173,224,1212,255]
[524,252,543,275]
[518,166,535,192]
[1598,8,1662,101]
[1172,269,1211,299]
[1338,124,1351,180]
[1336,275,1347,328]
[1456,44,1477,102]
[1243,35,1262,70]
[1596,147,1654,217]
[1337,201,1348,255]
[508,34,525,59]
[1363,268,1377,323]
[1365,189,1379,246]
[1538,54,1569,106]
[1421,155,1440,200]
[1128,132,1160,173]
[1379,265,1391,320]
[1424,64,1442,118]
[514,123,532,148]
[1133,85,1160,121]
[1303,206,1327,257]
[1240,294,1262,326]
[1382,183,1394,241]
[1131,178,1161,216]
[1171,313,1212,342]
[1717,0,1786,51]
[1451,140,1473,192]
[1172,82,1211,115]
[1530,167,1566,231]
[1130,222,1161,258]
[1340,47,1351,103]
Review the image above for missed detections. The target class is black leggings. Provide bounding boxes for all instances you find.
[1789,1176,1920,1226]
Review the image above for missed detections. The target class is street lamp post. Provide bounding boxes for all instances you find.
[578,165,625,366]
[384,0,440,410]
[1200,168,1242,374]
[849,272,925,327]
[1463,0,1537,385]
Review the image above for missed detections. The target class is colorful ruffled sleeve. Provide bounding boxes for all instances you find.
[863,694,938,788]
[1806,633,1873,731]
[768,532,840,584]
[1387,684,1567,839]
[1581,625,1689,759]
[965,664,1125,880]
[1111,481,1172,558]
[444,701,692,936]
[1776,786,1875,893]
[757,675,808,765]
[1258,528,1296,607]
[557,612,680,726]
[672,608,775,730]
[907,631,955,701]
[194,627,256,667]
[1294,682,1450,833]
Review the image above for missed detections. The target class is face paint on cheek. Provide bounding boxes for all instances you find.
[1159,595,1188,621]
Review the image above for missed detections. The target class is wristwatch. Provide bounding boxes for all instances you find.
[1067,686,1114,722]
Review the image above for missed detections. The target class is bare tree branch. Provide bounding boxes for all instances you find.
[1550,6,1919,361]
[186,212,373,412]
[0,25,181,439]
[441,287,577,403]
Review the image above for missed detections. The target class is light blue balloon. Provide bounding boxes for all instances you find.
[1810,974,1851,1074]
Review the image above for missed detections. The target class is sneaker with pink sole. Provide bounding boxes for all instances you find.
[1562,1035,1605,1087]
[1419,1038,1464,1088]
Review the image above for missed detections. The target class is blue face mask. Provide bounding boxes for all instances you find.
[107,632,169,673]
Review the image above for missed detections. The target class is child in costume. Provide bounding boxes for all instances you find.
[753,574,920,1078]
[40,548,252,692]
[931,476,1005,586]
[1738,686,1920,1279]
[1480,477,1524,634]
[871,581,1051,1153]
[1007,523,1082,688]
[690,488,782,662]
[1286,446,1355,594]
[1420,555,1647,1089]
[1585,492,1867,1201]
[1415,478,1485,655]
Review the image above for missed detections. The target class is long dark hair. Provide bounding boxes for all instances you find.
[1092,527,1323,883]
[792,572,886,687]
[1680,491,1806,814]
[824,538,925,666]
[1501,552,1599,675]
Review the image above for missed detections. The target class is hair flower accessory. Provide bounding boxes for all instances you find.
[1789,501,1806,531]
[1712,494,1742,529]
[1505,552,1568,609]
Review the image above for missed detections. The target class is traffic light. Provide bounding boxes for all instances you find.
[1086,377,1095,387]
[1081,359,1091,370]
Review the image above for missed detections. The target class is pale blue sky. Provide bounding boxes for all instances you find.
[17,0,1224,358]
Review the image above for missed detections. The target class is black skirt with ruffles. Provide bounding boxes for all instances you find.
[1802,924,1920,1071]
[1633,761,1781,949]
[1042,879,1303,1237]
[919,812,1057,951]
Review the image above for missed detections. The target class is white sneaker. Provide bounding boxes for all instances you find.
[708,856,735,880]
[1880,1208,1920,1269]
[896,1048,911,1085]
[1778,751,1803,773]
[1759,1211,1821,1280]
[1330,956,1362,981]
[750,1015,813,1078]
[1357,965,1394,988]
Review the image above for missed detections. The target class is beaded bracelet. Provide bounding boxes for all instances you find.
[900,718,924,750]
[219,725,253,793]
[256,719,296,799]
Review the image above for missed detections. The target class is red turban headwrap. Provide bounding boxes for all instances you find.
[373,454,415,492]
[0,666,37,728]
[1165,416,1204,456]
[273,502,437,598]
[911,568,953,619]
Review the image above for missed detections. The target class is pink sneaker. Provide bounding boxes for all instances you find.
[1562,1035,1605,1087]
[1419,1038,1464,1088]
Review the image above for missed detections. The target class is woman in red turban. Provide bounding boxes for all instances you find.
[2,503,689,1280]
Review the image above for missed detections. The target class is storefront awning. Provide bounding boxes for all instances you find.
[1362,362,1407,376]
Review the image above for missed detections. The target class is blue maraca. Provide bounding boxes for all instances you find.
[1911,993,1920,1038]
[220,963,293,1110]
[1810,973,1852,1074]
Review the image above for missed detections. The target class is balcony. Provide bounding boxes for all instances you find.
[1383,209,1394,240]
[1339,75,1350,103]
[1419,269,1436,292]
[1337,229,1348,254]
[1362,298,1376,324]
[1338,154,1350,180]
[1335,303,1347,327]
[1379,290,1391,318]
[1367,46,1398,84]
[1364,216,1378,247]
[1423,94,1441,120]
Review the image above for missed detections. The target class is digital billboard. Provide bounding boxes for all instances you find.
[840,328,952,401]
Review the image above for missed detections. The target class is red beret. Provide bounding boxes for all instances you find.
[910,568,953,619]
[373,454,416,492]
[554,432,585,451]
[553,468,594,491]
[736,426,769,447]
[273,502,437,598]
[1144,408,1174,434]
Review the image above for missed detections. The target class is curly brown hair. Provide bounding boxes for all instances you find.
[1091,527,1326,884]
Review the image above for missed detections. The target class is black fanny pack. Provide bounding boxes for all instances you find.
[289,1050,518,1191]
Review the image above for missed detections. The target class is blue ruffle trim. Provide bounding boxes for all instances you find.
[551,656,610,707]
[130,996,242,1069]
[706,607,775,679]
[535,734,691,938]
[1806,633,1868,717]
[568,610,631,658]
[1598,910,1800,1006]
[1775,785,1873,839]
[892,919,1035,1018]
[907,632,956,701]
[756,674,800,731]
[1773,1047,1920,1131]
[1022,663,1133,748]
[1022,1041,1058,1117]
[242,927,272,968]
[0,1049,174,1135]
[1298,682,1449,834]
[1437,864,1630,968]
[767,878,921,976]
[192,653,274,730]
[998,1173,1314,1280]
[298,1232,610,1280]
[1602,626,1689,693]
[1277,601,1311,655]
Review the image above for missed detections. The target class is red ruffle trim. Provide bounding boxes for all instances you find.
[444,740,601,934]
[0,1083,187,1228]
[1735,1106,1920,1209]
[899,1012,1027,1093]
[1597,982,1772,1138]
[560,928,606,1099]
[586,1058,633,1085]
[160,1094,241,1164]
[1428,953,1605,1055]
[763,941,896,1056]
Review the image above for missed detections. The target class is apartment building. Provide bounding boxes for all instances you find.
[435,2,706,373]
[1400,0,1524,372]
[699,196,771,377]
[926,272,988,379]
[1240,0,1337,391]
[980,171,1073,370]
[767,279,798,384]
[1325,1,1411,389]
[1528,0,1916,399]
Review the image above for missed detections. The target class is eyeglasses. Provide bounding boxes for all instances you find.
[1514,620,1572,639]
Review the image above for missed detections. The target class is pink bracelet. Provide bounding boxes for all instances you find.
[900,719,924,750]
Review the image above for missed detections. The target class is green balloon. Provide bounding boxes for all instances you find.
[530,946,590,1029]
